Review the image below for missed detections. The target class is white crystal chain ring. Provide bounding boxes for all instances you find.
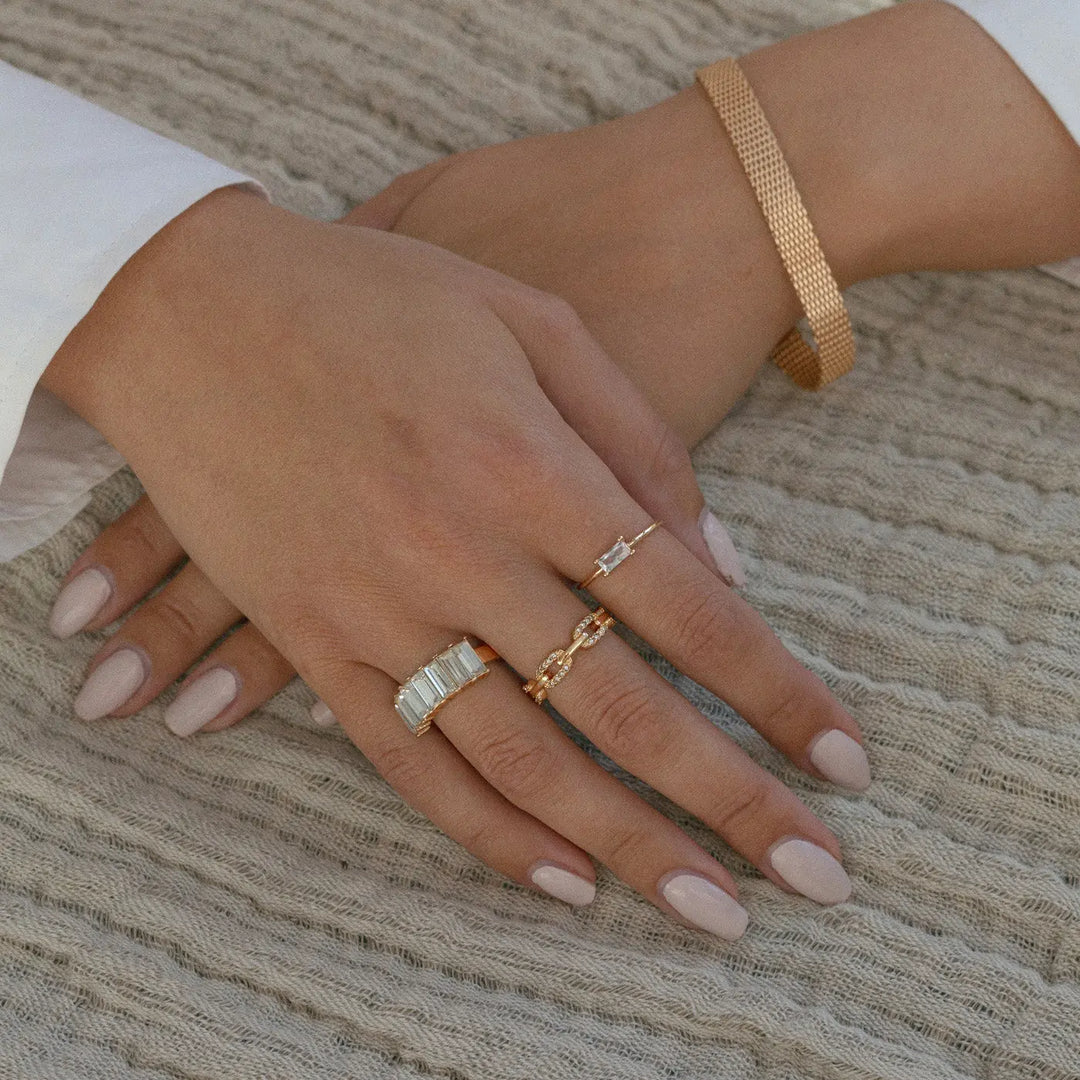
[523,608,616,704]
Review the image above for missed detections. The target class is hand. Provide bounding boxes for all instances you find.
[46,81,812,744]
[43,186,866,934]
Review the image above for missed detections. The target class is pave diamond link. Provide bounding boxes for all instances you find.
[524,608,616,704]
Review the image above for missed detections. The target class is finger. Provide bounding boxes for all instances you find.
[71,560,242,722]
[472,571,853,909]
[311,636,747,938]
[163,621,298,737]
[335,156,460,231]
[305,654,602,910]
[496,290,746,587]
[553,513,870,794]
[49,493,185,639]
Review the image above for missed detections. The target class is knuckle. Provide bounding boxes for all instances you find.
[760,682,805,738]
[668,590,743,671]
[149,595,204,649]
[509,284,584,339]
[642,422,695,493]
[268,604,346,684]
[712,779,772,836]
[600,821,659,869]
[533,293,587,342]
[581,673,668,761]
[116,509,167,565]
[472,727,550,801]
[373,737,430,794]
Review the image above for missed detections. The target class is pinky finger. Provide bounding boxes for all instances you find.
[164,621,296,737]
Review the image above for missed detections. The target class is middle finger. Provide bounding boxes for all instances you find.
[466,568,853,907]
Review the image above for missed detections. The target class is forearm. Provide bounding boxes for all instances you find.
[612,0,1080,443]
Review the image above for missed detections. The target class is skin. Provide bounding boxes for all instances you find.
[40,2,1080,926]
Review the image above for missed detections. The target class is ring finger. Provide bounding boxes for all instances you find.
[313,635,751,939]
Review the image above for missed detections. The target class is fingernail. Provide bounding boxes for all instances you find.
[768,838,852,905]
[73,648,147,721]
[698,509,746,588]
[310,699,337,727]
[809,729,871,791]
[49,567,113,639]
[529,861,596,906]
[659,871,748,940]
[165,667,239,737]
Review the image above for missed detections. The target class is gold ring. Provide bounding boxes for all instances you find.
[395,639,500,737]
[523,608,615,704]
[578,521,662,591]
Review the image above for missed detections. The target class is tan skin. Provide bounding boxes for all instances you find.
[40,2,1080,927]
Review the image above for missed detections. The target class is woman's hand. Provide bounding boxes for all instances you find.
[42,185,866,933]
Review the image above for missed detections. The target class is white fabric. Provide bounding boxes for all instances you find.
[945,0,1080,291]
[0,61,264,562]
[946,0,1080,147]
[0,2,1078,563]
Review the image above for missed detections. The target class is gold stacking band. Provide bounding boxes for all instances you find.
[695,58,855,391]
[523,608,615,704]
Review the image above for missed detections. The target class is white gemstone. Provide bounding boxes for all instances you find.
[410,674,440,711]
[395,683,429,731]
[423,662,453,699]
[437,643,479,688]
[597,539,632,574]
[453,640,486,679]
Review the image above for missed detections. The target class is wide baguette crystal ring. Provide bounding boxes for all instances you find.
[578,521,662,590]
[523,608,615,705]
[395,639,499,736]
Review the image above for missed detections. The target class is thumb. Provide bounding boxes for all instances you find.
[496,292,746,588]
[336,156,459,231]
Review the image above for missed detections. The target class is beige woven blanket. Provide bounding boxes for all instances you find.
[2,1,1079,1076]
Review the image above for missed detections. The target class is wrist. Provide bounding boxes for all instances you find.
[735,0,1080,281]
[40,184,273,454]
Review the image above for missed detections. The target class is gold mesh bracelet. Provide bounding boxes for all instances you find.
[695,58,855,390]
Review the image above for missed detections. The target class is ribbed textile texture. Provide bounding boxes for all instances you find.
[2,1,1080,1077]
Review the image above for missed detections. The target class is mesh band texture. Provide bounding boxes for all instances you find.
[696,57,855,390]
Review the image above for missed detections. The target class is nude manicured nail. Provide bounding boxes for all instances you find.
[659,871,748,940]
[809,729,872,791]
[698,509,747,588]
[529,861,596,906]
[73,648,147,721]
[165,667,239,737]
[310,699,337,727]
[768,838,852,905]
[49,567,113,639]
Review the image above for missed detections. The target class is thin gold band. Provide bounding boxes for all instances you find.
[695,58,855,391]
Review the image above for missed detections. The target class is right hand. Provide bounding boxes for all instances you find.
[44,187,865,936]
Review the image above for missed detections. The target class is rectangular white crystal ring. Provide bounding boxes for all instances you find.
[577,522,662,591]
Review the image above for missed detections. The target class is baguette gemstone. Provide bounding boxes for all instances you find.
[395,639,491,734]
[596,538,632,575]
